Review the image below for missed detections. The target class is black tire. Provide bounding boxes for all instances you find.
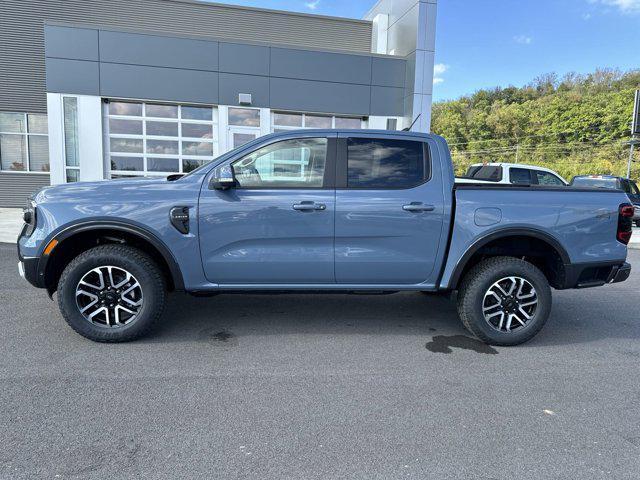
[456,256,552,346]
[57,245,166,342]
[635,220,640,228]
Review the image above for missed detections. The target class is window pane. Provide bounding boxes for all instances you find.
[28,114,48,134]
[147,157,179,172]
[510,168,532,185]
[28,135,49,172]
[232,133,256,148]
[109,119,142,135]
[110,138,143,153]
[182,106,212,120]
[335,117,361,129]
[63,97,79,167]
[273,112,302,127]
[228,108,260,127]
[0,134,26,170]
[110,156,143,171]
[66,169,79,183]
[146,104,178,118]
[146,121,178,137]
[535,171,563,186]
[109,102,142,116]
[183,159,205,173]
[347,138,425,188]
[182,123,213,139]
[305,115,332,128]
[466,165,502,181]
[232,138,327,188]
[182,141,213,156]
[0,113,26,133]
[146,139,178,155]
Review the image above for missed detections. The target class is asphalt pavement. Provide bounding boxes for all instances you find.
[1,243,639,479]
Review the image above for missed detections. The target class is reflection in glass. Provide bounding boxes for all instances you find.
[63,97,79,167]
[146,121,178,137]
[233,133,256,148]
[148,157,179,172]
[110,137,143,153]
[146,104,178,118]
[335,117,362,129]
[27,114,48,134]
[109,102,142,116]
[182,141,213,156]
[228,108,260,127]
[305,115,332,128]
[110,156,143,171]
[146,140,179,155]
[0,134,26,170]
[28,136,49,172]
[66,169,79,183]
[109,119,143,135]
[183,159,205,173]
[273,112,302,127]
[182,106,212,120]
[182,123,212,139]
[0,113,26,133]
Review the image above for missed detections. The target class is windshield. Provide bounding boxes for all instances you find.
[465,165,503,181]
[571,177,618,189]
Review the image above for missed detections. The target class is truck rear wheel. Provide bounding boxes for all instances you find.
[57,245,166,342]
[457,257,552,346]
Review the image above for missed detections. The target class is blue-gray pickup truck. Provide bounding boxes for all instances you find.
[17,130,633,345]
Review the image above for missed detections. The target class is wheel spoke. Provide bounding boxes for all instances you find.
[76,266,143,328]
[482,276,538,334]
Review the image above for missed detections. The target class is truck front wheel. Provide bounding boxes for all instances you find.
[456,257,552,346]
[57,245,166,342]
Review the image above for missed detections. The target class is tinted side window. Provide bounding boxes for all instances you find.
[535,170,564,186]
[347,138,426,188]
[466,165,502,181]
[510,168,532,184]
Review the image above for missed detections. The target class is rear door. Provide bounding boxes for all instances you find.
[334,134,446,285]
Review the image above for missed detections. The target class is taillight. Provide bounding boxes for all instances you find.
[617,203,633,244]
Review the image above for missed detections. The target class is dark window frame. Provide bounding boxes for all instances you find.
[336,137,431,190]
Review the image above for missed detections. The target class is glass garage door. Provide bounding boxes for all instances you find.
[105,101,218,178]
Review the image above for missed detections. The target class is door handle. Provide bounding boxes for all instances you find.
[292,201,326,211]
[402,202,435,212]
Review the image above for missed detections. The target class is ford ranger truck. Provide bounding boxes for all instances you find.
[17,130,633,346]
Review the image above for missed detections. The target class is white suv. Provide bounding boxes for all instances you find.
[456,163,568,186]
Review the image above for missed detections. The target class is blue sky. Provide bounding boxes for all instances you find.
[208,0,640,101]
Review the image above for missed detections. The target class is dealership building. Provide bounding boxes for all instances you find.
[0,0,437,207]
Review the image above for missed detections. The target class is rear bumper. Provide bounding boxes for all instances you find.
[562,261,631,289]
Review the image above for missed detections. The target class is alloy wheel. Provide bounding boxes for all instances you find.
[482,276,538,333]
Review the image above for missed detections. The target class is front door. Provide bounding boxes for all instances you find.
[334,135,446,285]
[199,135,336,285]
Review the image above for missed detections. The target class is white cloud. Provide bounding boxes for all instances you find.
[590,0,640,13]
[582,12,593,19]
[433,63,449,85]
[305,0,320,10]
[513,35,533,45]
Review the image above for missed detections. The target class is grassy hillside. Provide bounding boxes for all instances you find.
[431,69,640,180]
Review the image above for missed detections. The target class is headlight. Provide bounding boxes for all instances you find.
[22,199,37,237]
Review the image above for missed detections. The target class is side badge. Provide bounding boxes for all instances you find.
[170,206,190,234]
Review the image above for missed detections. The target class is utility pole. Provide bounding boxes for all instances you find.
[629,90,640,179]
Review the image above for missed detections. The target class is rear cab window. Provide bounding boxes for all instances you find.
[346,138,429,189]
[571,177,619,189]
[465,165,502,182]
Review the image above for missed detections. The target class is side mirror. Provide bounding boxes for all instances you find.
[210,164,236,190]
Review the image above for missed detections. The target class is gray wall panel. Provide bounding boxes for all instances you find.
[270,48,372,85]
[100,63,219,104]
[1,0,371,113]
[0,173,50,208]
[270,78,370,116]
[99,31,218,71]
[371,57,406,88]
[219,43,270,76]
[219,73,269,107]
[45,58,99,95]
[44,25,98,61]
[370,86,404,116]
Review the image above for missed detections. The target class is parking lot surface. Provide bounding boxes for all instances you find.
[1,243,639,479]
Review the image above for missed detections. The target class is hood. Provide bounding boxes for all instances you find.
[34,177,168,203]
